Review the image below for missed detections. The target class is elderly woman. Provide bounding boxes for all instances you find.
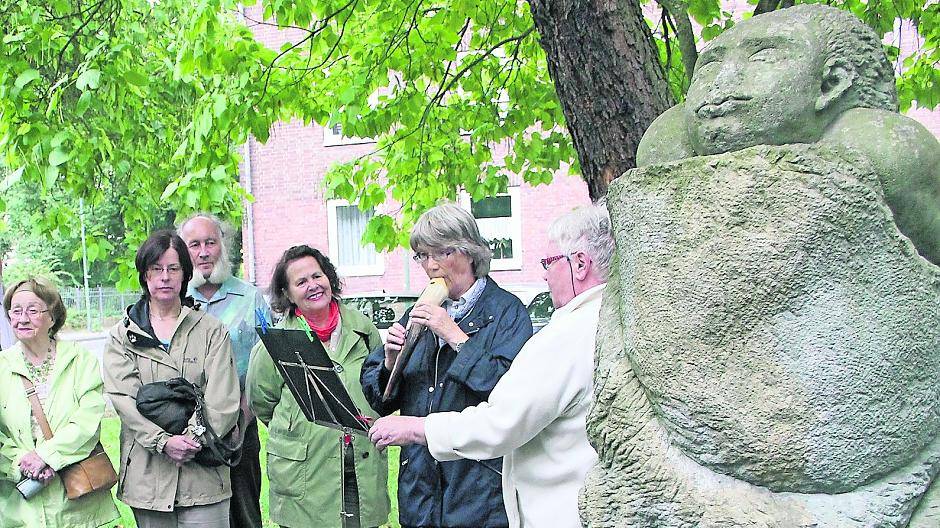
[103,229,239,528]
[246,245,390,528]
[0,277,118,527]
[360,202,533,528]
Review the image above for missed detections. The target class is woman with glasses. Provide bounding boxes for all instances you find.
[361,202,533,528]
[246,245,390,528]
[103,229,239,528]
[0,277,119,527]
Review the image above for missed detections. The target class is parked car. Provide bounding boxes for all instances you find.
[342,287,554,339]
[342,293,420,339]
[526,291,554,333]
[504,285,553,334]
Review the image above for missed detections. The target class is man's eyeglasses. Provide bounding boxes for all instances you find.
[8,307,49,319]
[540,254,570,270]
[413,248,456,263]
[147,264,183,277]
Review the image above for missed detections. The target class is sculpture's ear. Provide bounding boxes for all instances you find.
[816,58,855,112]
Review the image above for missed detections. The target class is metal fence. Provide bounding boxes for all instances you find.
[60,286,135,331]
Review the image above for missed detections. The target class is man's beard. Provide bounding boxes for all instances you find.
[189,254,233,289]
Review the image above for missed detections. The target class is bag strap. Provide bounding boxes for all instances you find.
[17,374,54,441]
[191,387,245,468]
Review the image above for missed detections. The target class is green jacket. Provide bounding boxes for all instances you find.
[247,304,390,528]
[0,341,119,528]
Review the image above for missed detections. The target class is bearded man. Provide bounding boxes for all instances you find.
[178,213,272,528]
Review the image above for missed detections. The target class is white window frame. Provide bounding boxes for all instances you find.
[459,187,522,271]
[326,199,386,276]
[322,123,376,147]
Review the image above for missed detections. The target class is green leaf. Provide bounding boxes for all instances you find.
[14,69,40,89]
[0,167,25,192]
[76,69,102,91]
[124,70,149,87]
[75,91,93,116]
[49,148,71,166]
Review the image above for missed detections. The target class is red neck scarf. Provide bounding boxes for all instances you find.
[295,300,340,342]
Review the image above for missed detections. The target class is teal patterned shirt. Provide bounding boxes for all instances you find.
[189,276,272,388]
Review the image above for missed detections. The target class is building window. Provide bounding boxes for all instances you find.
[461,187,522,271]
[322,123,375,147]
[327,200,385,276]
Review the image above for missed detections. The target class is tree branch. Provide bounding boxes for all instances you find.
[655,0,698,78]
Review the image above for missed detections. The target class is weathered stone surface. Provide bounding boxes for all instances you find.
[581,145,940,527]
[636,4,940,266]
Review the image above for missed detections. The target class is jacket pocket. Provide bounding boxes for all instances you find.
[266,434,308,499]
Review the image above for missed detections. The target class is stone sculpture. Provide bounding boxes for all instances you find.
[581,5,940,527]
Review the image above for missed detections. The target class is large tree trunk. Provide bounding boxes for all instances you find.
[528,0,674,201]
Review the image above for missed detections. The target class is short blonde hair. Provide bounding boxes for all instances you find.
[4,277,67,338]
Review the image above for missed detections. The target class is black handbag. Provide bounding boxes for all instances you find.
[136,377,244,467]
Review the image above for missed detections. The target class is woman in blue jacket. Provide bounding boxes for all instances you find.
[361,202,533,528]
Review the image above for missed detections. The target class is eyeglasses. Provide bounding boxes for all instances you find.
[8,307,49,319]
[540,254,571,270]
[413,248,456,263]
[147,264,183,277]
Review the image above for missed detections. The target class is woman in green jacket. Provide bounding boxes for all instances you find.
[247,245,390,528]
[0,277,118,528]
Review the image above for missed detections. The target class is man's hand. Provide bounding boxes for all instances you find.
[163,435,202,466]
[384,322,406,370]
[368,415,428,451]
[408,301,468,349]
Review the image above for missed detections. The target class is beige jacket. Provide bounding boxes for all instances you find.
[103,300,239,512]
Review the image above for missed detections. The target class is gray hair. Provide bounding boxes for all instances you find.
[410,202,493,278]
[177,212,235,253]
[548,203,614,280]
[177,212,235,284]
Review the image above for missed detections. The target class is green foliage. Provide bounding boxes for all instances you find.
[0,0,935,284]
[0,178,144,288]
[0,0,249,285]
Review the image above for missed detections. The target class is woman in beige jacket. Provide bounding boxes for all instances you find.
[103,230,239,528]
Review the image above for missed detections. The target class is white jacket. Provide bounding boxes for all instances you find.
[425,284,604,528]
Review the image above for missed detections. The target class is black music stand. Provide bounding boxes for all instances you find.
[256,326,369,528]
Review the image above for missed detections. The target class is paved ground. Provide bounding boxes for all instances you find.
[59,329,108,360]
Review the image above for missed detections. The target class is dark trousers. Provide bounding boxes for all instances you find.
[230,418,262,528]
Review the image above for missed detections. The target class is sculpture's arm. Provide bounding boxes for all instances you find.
[636,104,697,167]
[821,108,940,265]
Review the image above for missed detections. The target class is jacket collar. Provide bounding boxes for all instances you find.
[188,276,249,304]
[453,276,501,332]
[552,283,606,319]
[280,303,375,363]
[123,296,203,351]
[335,303,377,361]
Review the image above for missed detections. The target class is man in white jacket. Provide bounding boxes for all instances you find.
[369,204,614,528]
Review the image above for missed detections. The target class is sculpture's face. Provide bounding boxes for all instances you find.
[684,21,827,155]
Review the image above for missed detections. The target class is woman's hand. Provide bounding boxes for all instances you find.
[163,435,202,466]
[408,301,468,348]
[384,322,406,370]
[36,466,55,484]
[368,415,427,451]
[18,451,49,480]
